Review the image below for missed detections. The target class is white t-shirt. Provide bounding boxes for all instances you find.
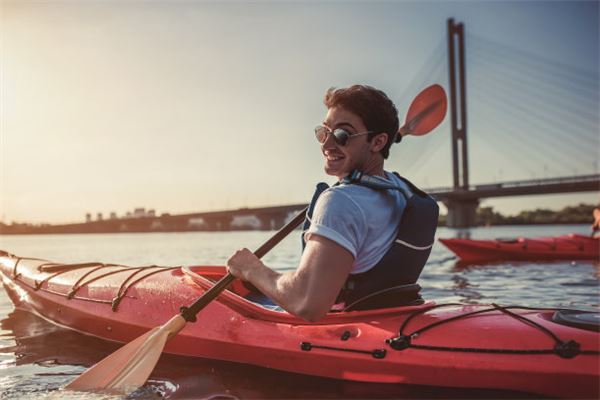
[304,171,410,274]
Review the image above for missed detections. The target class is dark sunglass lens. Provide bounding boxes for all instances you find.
[333,129,349,146]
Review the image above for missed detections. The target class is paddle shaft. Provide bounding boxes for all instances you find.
[180,206,308,321]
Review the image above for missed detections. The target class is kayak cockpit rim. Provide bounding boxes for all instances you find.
[180,265,435,324]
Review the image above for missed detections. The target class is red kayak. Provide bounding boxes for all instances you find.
[439,234,599,263]
[0,250,598,398]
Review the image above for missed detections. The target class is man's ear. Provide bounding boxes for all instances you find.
[370,132,389,153]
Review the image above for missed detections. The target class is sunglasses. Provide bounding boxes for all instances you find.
[314,125,374,146]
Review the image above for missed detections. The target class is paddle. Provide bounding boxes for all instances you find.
[65,83,447,395]
[398,84,447,139]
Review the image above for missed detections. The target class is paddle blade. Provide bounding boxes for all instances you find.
[65,315,186,395]
[402,84,447,136]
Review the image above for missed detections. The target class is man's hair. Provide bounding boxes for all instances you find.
[324,85,399,159]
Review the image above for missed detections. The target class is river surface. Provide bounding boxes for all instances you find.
[0,225,598,399]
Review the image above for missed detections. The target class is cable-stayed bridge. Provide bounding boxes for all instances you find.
[389,18,598,227]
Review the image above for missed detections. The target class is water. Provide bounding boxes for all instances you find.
[0,225,598,399]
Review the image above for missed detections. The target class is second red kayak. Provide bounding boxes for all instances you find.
[439,234,599,263]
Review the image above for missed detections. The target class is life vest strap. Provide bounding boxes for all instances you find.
[394,238,434,251]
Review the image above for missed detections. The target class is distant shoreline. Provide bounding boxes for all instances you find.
[0,221,592,236]
[1,203,595,235]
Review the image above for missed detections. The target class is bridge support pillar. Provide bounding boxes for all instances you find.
[444,199,479,228]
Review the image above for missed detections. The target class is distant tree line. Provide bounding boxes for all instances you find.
[439,203,597,227]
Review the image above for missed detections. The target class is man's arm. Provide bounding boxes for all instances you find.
[227,234,354,322]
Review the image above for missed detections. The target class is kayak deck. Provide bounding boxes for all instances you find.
[0,251,598,398]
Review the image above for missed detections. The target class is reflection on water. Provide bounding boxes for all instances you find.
[0,225,597,399]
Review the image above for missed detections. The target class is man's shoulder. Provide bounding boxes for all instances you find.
[312,185,367,227]
[325,182,376,204]
[319,184,366,206]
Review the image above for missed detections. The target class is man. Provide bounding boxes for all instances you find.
[227,85,437,321]
[592,206,600,237]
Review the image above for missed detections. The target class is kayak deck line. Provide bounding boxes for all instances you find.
[36,263,124,290]
[5,253,181,310]
[300,341,388,359]
[38,262,126,273]
[387,303,599,358]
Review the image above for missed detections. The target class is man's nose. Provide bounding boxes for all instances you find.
[322,131,338,148]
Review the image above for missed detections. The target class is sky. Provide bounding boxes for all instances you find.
[1,0,598,224]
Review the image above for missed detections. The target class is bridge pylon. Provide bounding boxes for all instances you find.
[443,199,479,228]
[446,18,478,228]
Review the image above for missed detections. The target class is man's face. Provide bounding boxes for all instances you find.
[321,106,372,179]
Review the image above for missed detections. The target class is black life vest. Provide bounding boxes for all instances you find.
[302,171,439,308]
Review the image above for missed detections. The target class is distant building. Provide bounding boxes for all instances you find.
[150,220,164,230]
[85,213,91,223]
[231,215,261,230]
[126,212,132,218]
[109,212,118,220]
[133,208,146,218]
[188,217,206,229]
[97,212,103,221]
[147,209,156,218]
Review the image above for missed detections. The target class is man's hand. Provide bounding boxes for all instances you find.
[227,248,264,281]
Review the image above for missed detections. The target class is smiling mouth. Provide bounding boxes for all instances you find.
[325,153,344,161]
